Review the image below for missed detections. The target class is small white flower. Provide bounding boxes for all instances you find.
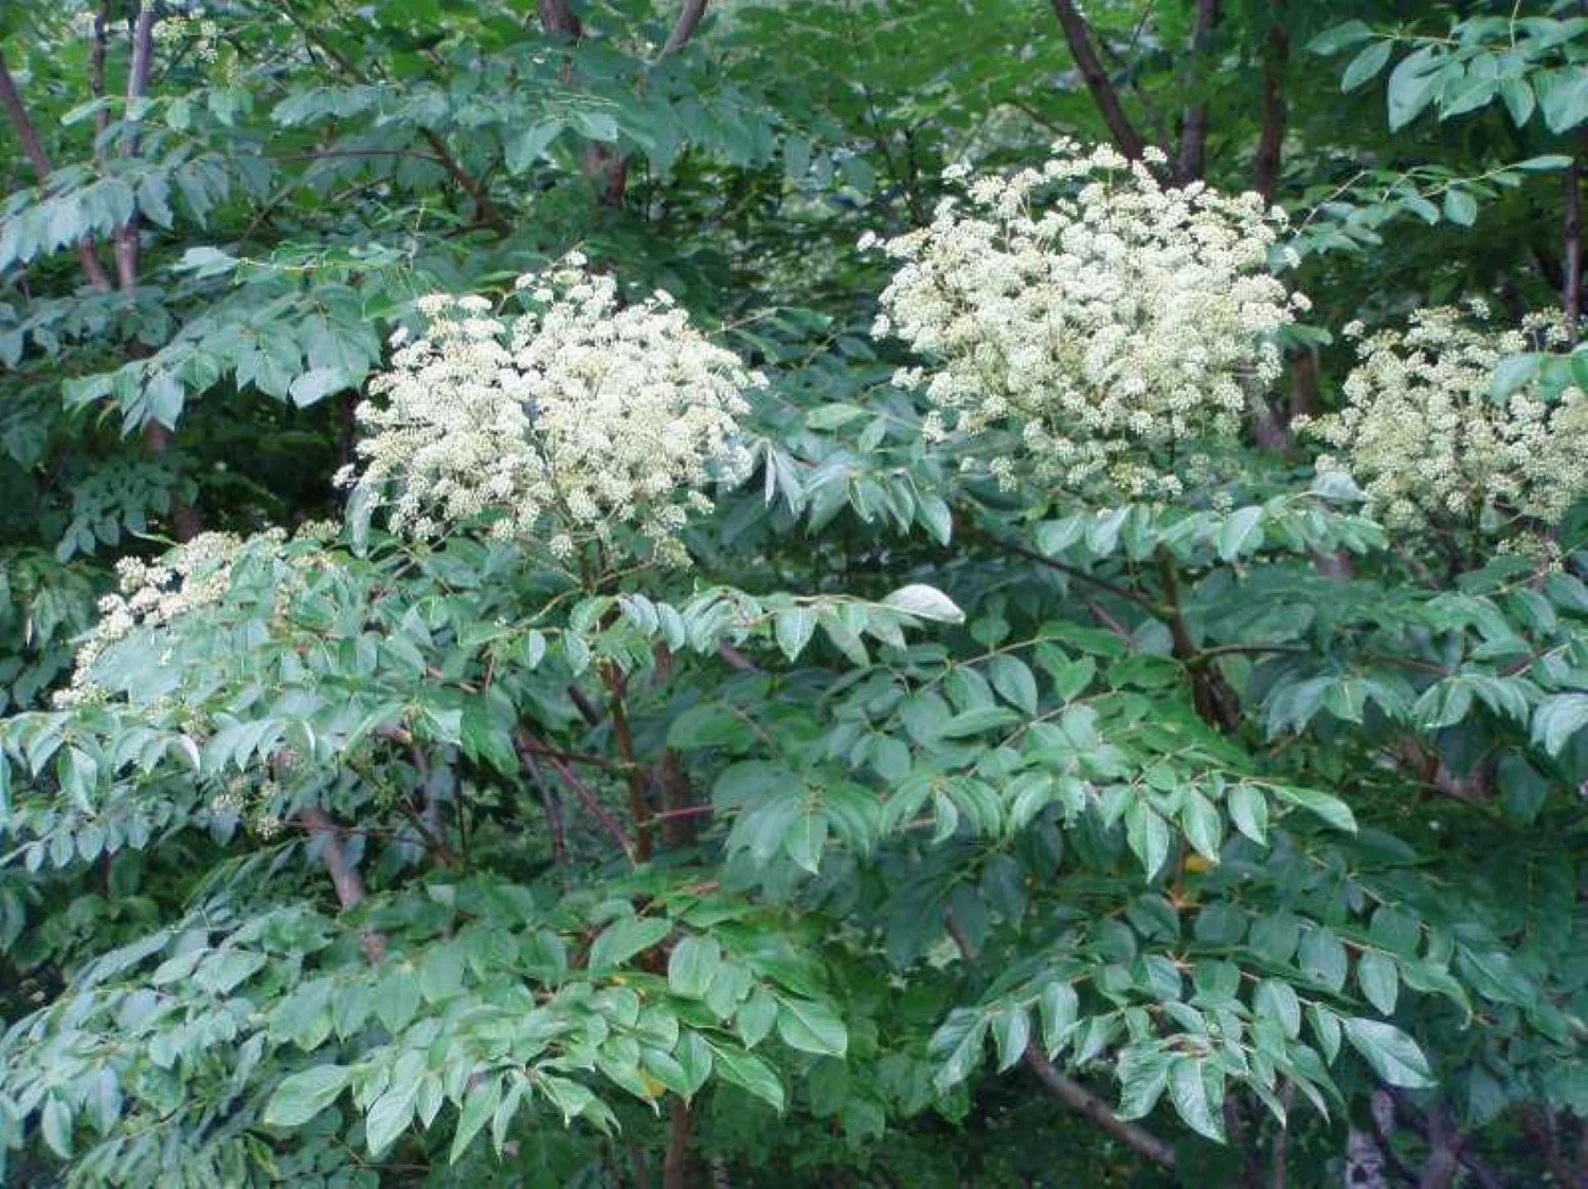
[346,254,755,567]
[865,139,1300,497]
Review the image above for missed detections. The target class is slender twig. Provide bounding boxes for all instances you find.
[0,48,113,291]
[517,747,568,865]
[976,528,1165,615]
[92,2,111,166]
[282,3,509,231]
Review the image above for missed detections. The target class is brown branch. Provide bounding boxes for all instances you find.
[1175,0,1221,184]
[402,746,460,866]
[1022,1044,1178,1170]
[515,728,636,859]
[604,664,654,861]
[1523,1106,1580,1189]
[515,746,569,865]
[0,48,113,291]
[944,912,1175,1171]
[299,806,387,963]
[114,4,156,292]
[1253,2,1289,203]
[92,2,112,165]
[1158,551,1239,730]
[1269,1080,1294,1189]
[1046,0,1147,161]
[1566,153,1582,343]
[663,1096,693,1189]
[538,0,583,38]
[660,0,709,57]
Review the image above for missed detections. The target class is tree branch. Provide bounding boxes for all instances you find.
[114,3,157,293]
[0,48,113,291]
[1022,1043,1178,1170]
[663,1096,694,1189]
[1175,0,1221,184]
[660,0,709,58]
[1045,0,1147,161]
[1566,151,1582,342]
[1253,2,1289,203]
[515,728,636,860]
[974,526,1164,616]
[944,912,1175,1171]
[299,806,387,963]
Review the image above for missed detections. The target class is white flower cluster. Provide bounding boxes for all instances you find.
[153,14,222,63]
[868,141,1306,498]
[346,254,761,567]
[1303,306,1588,535]
[55,531,266,707]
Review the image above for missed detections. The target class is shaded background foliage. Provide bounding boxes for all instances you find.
[1,1,1587,1187]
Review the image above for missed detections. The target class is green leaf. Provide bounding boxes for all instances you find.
[1491,353,1541,400]
[1341,40,1392,92]
[1308,20,1375,56]
[782,804,828,873]
[1037,982,1079,1055]
[987,655,1039,715]
[774,606,817,661]
[990,1008,1031,1072]
[806,403,868,430]
[1386,47,1446,131]
[1272,786,1356,833]
[882,584,964,624]
[736,990,778,1049]
[288,366,355,408]
[1300,928,1348,993]
[1124,800,1170,879]
[668,936,723,1000]
[589,916,672,972]
[711,1044,786,1111]
[505,122,564,173]
[1442,189,1478,227]
[1116,1051,1168,1119]
[1227,784,1269,844]
[1533,693,1588,755]
[1357,951,1400,1015]
[263,1065,353,1128]
[1180,791,1222,862]
[776,997,848,1057]
[1255,978,1302,1038]
[1535,67,1588,134]
[1343,1018,1434,1088]
[41,1095,72,1159]
[365,1084,417,1155]
[1217,505,1264,561]
[1500,79,1537,126]
[1169,1059,1225,1142]
[374,967,422,1034]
